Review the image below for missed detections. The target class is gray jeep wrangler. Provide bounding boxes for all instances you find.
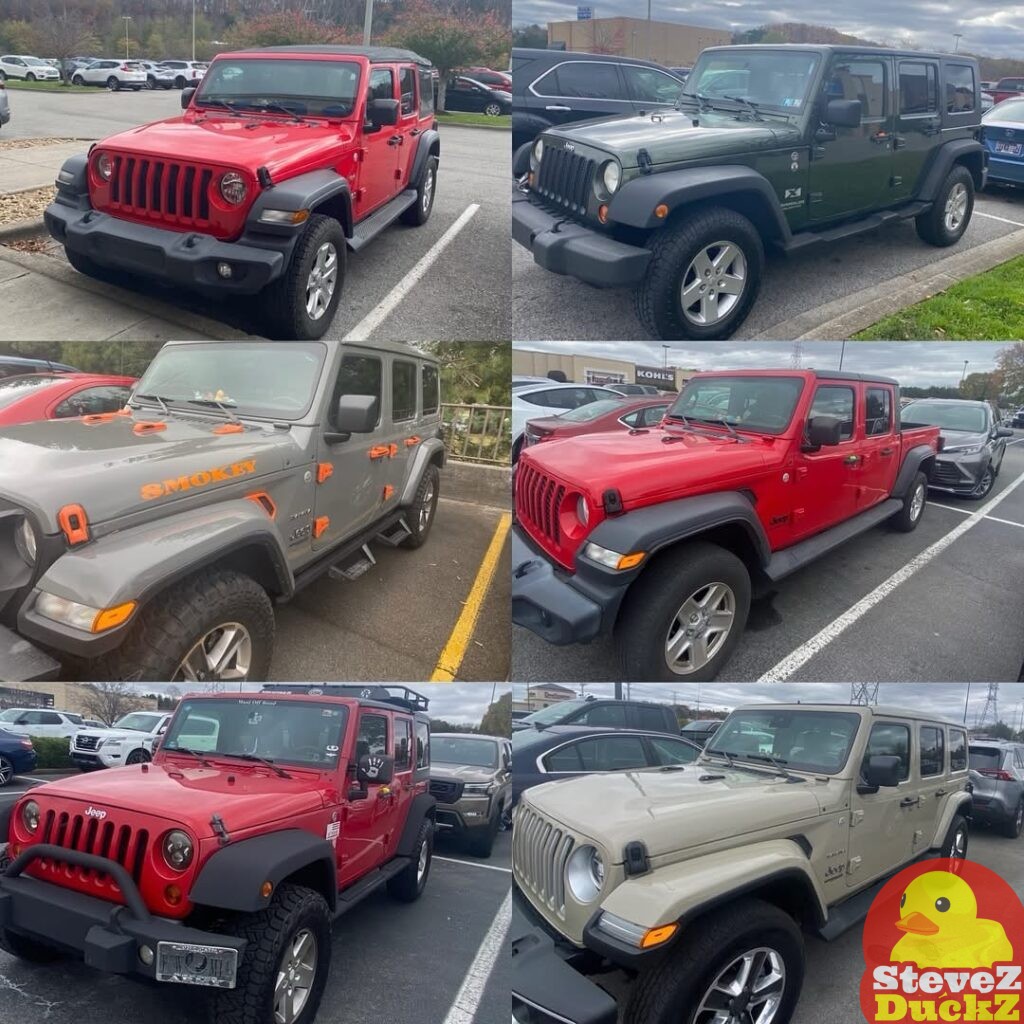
[0,340,445,683]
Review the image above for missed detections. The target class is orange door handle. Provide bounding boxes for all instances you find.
[369,444,398,460]
[405,436,421,447]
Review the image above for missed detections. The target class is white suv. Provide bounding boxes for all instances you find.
[0,708,85,738]
[0,55,60,82]
[158,59,207,88]
[70,711,172,770]
[71,59,147,91]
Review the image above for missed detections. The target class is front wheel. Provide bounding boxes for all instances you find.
[465,813,500,858]
[939,814,969,859]
[25,73,35,82]
[146,76,156,89]
[399,464,440,549]
[71,74,84,86]
[890,471,928,532]
[387,818,433,902]
[484,102,502,116]
[125,747,150,765]
[0,756,14,787]
[916,165,974,246]
[967,463,995,500]
[634,206,764,340]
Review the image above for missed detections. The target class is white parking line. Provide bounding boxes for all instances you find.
[441,889,511,1024]
[932,501,1024,530]
[759,467,1024,682]
[435,855,512,874]
[343,203,480,341]
[975,211,1024,228]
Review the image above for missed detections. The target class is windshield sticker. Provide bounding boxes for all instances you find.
[247,713,263,725]
[140,459,256,501]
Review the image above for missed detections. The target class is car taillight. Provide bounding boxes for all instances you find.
[979,769,1014,781]
[19,739,32,748]
[121,65,129,71]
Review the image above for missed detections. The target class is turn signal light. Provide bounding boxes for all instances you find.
[640,923,679,949]
[654,204,669,219]
[92,601,137,633]
[164,884,182,906]
[598,204,609,223]
[616,551,646,570]
[261,881,274,898]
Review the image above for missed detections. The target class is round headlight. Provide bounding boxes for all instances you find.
[162,829,195,871]
[566,844,605,904]
[14,518,37,565]
[219,171,247,205]
[602,161,621,194]
[533,138,544,162]
[577,494,590,526]
[96,152,113,181]
[21,800,40,834]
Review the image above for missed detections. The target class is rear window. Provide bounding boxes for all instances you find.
[421,363,439,416]
[969,746,1005,771]
[0,375,63,409]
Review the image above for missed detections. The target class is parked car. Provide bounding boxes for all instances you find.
[137,60,176,89]
[990,76,1024,104]
[510,724,700,805]
[902,398,1013,499]
[512,370,941,681]
[522,395,670,449]
[609,383,663,396]
[679,717,723,747]
[511,697,680,734]
[0,55,60,82]
[968,739,1024,838]
[668,65,692,81]
[158,59,207,88]
[0,708,87,739]
[0,729,36,786]
[0,81,8,130]
[512,381,622,460]
[445,75,511,116]
[71,59,147,91]
[0,355,76,378]
[982,90,995,111]
[429,733,511,856]
[461,66,512,91]
[511,47,684,158]
[69,710,173,770]
[1013,406,1024,428]
[983,97,1024,186]
[0,373,136,426]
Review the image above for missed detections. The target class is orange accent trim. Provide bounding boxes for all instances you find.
[313,516,329,539]
[405,436,422,447]
[317,462,334,484]
[133,421,166,435]
[246,492,277,519]
[383,485,395,500]
[57,504,90,546]
[369,444,395,460]
[213,423,245,435]
[81,410,131,425]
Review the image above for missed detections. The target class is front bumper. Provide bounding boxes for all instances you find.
[435,796,493,833]
[512,189,651,288]
[927,452,990,494]
[986,154,1024,186]
[0,622,60,682]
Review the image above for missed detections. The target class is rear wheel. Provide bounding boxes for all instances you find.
[1002,800,1024,839]
[400,155,437,226]
[890,472,928,532]
[0,756,14,787]
[484,102,502,116]
[916,165,974,246]
[106,76,120,91]
[387,817,433,902]
[174,75,186,88]
[399,464,439,549]
[71,74,84,86]
[939,814,969,859]
[146,76,156,89]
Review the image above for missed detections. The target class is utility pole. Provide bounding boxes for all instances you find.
[850,684,879,705]
[838,339,846,370]
[192,0,196,62]
[363,0,374,45]
[662,344,670,367]
[977,683,999,730]
[963,682,971,723]
[123,16,132,60]
[961,360,969,385]
[953,33,962,53]
[647,0,653,62]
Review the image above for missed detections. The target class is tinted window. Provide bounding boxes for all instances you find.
[356,713,388,759]
[392,360,417,421]
[902,402,987,432]
[576,704,628,728]
[621,64,681,104]
[54,385,132,418]
[968,746,1005,772]
[828,59,886,118]
[920,726,944,777]
[947,64,976,113]
[865,387,892,437]
[416,720,429,768]
[809,385,855,441]
[543,742,584,772]
[634,706,672,731]
[331,354,381,430]
[421,364,439,416]
[545,735,647,772]
[418,69,434,116]
[394,717,412,771]
[648,735,699,765]
[949,730,967,771]
[862,723,910,782]
[900,62,939,115]
[399,66,416,115]
[534,61,623,100]
[524,387,602,410]
[368,67,394,102]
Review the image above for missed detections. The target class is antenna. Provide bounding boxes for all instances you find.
[850,683,879,706]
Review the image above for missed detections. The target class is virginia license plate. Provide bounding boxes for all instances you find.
[155,941,238,988]
[995,141,1022,156]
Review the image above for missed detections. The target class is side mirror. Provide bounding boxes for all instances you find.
[997,427,1014,438]
[860,754,903,791]
[357,753,395,786]
[334,393,379,435]
[824,98,862,128]
[181,86,196,110]
[805,415,843,449]
[366,97,399,128]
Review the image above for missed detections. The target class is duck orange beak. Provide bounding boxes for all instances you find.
[896,911,939,935]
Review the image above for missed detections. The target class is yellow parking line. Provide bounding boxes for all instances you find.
[430,511,511,682]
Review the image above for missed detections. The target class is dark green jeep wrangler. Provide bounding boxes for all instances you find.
[512,45,986,339]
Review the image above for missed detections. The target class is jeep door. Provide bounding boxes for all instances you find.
[386,353,424,513]
[857,384,900,509]
[891,58,942,202]
[383,714,417,859]
[913,723,949,850]
[394,64,425,189]
[359,64,402,216]
[810,54,896,221]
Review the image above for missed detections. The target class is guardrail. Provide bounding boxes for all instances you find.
[441,403,511,465]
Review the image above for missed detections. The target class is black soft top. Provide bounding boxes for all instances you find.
[251,45,431,67]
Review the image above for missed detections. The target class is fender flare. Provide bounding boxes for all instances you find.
[396,793,437,857]
[54,153,89,197]
[189,829,338,914]
[400,437,446,506]
[931,791,973,848]
[512,140,533,178]
[892,444,938,498]
[916,138,986,199]
[409,129,441,188]
[607,164,792,241]
[246,168,353,236]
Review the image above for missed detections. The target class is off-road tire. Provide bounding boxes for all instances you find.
[939,813,969,859]
[262,213,346,340]
[624,898,804,1024]
[616,541,752,682]
[387,817,433,902]
[210,884,331,1024]
[125,747,150,765]
[0,930,63,963]
[400,155,437,226]
[634,206,764,340]
[890,471,928,532]
[915,165,974,246]
[91,569,274,683]
[1002,800,1024,839]
[399,463,440,549]
[465,812,500,858]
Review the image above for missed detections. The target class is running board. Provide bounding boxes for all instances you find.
[334,856,412,919]
[376,517,413,547]
[348,189,418,252]
[328,543,376,582]
[765,498,902,582]
[816,876,889,941]
[782,203,929,253]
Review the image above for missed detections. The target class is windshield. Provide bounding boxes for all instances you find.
[707,709,860,775]
[558,398,626,423]
[685,50,820,112]
[162,697,348,769]
[432,736,499,768]
[25,58,49,67]
[986,99,1024,122]
[668,376,804,434]
[517,699,587,726]
[0,710,21,722]
[903,402,988,432]
[0,374,64,409]
[133,342,326,419]
[114,712,164,732]
[196,58,362,118]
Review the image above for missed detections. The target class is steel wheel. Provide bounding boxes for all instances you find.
[970,466,994,499]
[909,482,925,522]
[418,478,436,531]
[416,835,430,884]
[664,582,735,676]
[0,757,14,787]
[694,946,787,1024]
[274,928,317,1024]
[681,241,747,326]
[944,182,969,233]
[305,242,338,321]
[421,164,435,214]
[174,622,253,682]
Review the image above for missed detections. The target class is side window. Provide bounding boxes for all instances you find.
[576,704,627,728]
[808,385,855,441]
[54,385,132,419]
[620,410,641,427]
[533,61,624,100]
[368,67,394,104]
[635,706,671,731]
[949,729,968,772]
[543,742,583,773]
[621,64,682,104]
[541,387,599,410]
[394,718,412,771]
[828,59,886,118]
[920,726,944,777]
[865,387,893,437]
[648,736,700,765]
[862,723,911,783]
[899,62,939,115]
[576,735,648,771]
[355,713,388,761]
[421,364,439,416]
[1015,749,1024,771]
[641,404,668,426]
[392,360,417,422]
[946,64,976,113]
[330,354,382,430]
[399,66,416,116]
[418,69,434,116]
[415,720,429,768]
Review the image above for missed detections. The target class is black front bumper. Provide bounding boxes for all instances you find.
[0,622,60,682]
[927,453,989,495]
[512,189,651,288]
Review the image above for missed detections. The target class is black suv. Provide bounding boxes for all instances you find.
[510,696,679,733]
[511,48,683,166]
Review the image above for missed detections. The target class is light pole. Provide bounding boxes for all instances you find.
[953,33,962,53]
[122,16,131,60]
[960,360,969,385]
[662,344,670,367]
[363,0,374,45]
[192,0,196,61]
[647,0,653,61]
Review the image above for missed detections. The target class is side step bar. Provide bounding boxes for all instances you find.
[334,856,412,919]
[348,189,418,252]
[782,202,929,254]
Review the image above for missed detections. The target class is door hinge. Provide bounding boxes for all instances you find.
[847,855,863,875]
[850,810,865,828]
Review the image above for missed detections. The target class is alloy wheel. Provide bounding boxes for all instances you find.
[485,102,502,116]
[305,242,338,321]
[694,946,787,1024]
[418,479,436,531]
[0,758,13,786]
[944,183,969,233]
[952,826,968,859]
[422,166,435,213]
[174,622,253,682]
[971,467,994,498]
[416,837,430,884]
[909,483,925,522]
[664,581,735,675]
[681,242,747,326]
[274,928,317,1024]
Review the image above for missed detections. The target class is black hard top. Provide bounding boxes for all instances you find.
[813,369,900,387]
[704,43,978,63]
[252,45,431,67]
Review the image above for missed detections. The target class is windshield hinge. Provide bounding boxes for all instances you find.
[211,814,231,847]
[637,148,653,175]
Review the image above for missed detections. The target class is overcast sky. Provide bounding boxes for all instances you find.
[515,683,1024,727]
[516,341,1007,389]
[513,1,1024,59]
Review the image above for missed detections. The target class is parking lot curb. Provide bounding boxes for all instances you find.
[0,215,44,242]
[436,120,511,132]
[754,226,1024,340]
[444,460,511,509]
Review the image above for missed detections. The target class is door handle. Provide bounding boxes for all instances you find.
[388,134,403,146]
[369,444,398,460]
[879,447,895,457]
[899,796,920,808]
[843,454,861,465]
[409,128,423,137]
[935,789,947,797]
[870,131,891,146]
[892,136,907,150]
[544,104,571,111]
[404,435,421,447]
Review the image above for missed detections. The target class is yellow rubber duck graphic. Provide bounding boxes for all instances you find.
[892,871,1014,967]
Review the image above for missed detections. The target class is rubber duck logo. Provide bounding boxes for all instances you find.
[860,859,1024,1023]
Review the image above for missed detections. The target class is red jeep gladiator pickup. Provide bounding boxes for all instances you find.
[0,685,435,1024]
[512,370,941,681]
[44,46,440,340]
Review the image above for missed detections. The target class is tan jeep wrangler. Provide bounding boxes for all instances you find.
[511,703,972,1024]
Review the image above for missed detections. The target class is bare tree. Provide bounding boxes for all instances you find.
[79,683,148,726]
[33,6,99,83]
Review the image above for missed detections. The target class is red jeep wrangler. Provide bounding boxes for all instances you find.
[0,685,436,1024]
[512,370,941,681]
[44,46,441,340]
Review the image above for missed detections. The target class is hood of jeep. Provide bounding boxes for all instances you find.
[545,109,802,167]
[0,413,299,532]
[525,765,829,860]
[431,763,497,785]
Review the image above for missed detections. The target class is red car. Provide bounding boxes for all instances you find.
[522,395,671,449]
[0,373,136,425]
[463,66,511,91]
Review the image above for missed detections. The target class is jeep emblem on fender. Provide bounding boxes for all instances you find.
[84,806,107,820]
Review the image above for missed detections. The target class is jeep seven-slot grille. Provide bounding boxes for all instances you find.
[514,805,575,920]
[429,779,464,804]
[36,809,149,889]
[108,153,213,227]
[516,463,566,552]
[535,146,595,215]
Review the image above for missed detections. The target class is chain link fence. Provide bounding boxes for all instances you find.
[441,403,512,465]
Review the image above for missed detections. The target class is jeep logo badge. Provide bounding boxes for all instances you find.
[563,142,575,152]
[84,806,107,819]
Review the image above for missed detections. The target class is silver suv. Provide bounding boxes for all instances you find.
[968,738,1024,838]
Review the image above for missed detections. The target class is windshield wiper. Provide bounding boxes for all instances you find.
[223,752,291,779]
[721,95,764,120]
[665,412,691,427]
[738,752,802,781]
[186,398,240,423]
[704,748,737,767]
[677,90,712,112]
[132,393,173,414]
[162,745,212,767]
[194,97,245,112]
[688,415,745,441]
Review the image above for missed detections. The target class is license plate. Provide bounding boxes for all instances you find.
[156,941,238,988]
[995,141,1022,156]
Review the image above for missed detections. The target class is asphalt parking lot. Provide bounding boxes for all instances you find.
[5,88,510,341]
[0,775,510,1024]
[512,186,1024,341]
[513,433,1024,683]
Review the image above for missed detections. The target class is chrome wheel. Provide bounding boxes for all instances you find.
[951,826,967,859]
[944,183,969,233]
[909,483,925,522]
[695,946,787,1024]
[422,166,435,213]
[0,758,13,787]
[175,622,252,682]
[664,582,735,676]
[274,928,317,1024]
[305,242,338,321]
[681,242,747,326]
[418,478,436,531]
[416,836,430,884]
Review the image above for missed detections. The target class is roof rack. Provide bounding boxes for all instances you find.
[260,683,430,713]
